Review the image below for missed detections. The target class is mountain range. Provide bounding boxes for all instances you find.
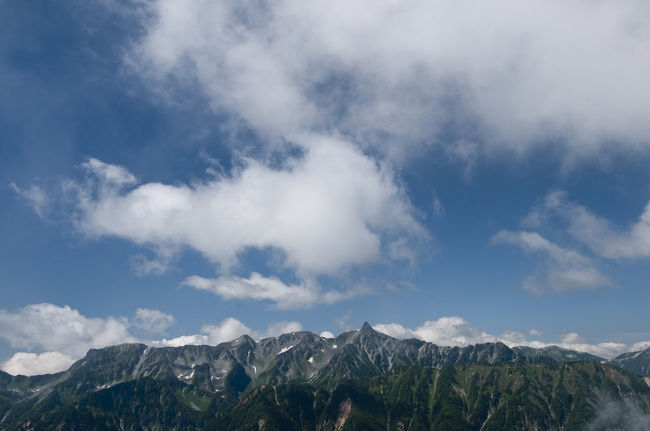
[2,323,650,430]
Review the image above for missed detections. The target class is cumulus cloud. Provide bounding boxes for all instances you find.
[183,273,368,309]
[374,317,496,346]
[320,331,335,339]
[631,341,650,352]
[149,334,208,348]
[2,352,76,376]
[201,317,253,345]
[491,230,612,294]
[373,317,642,359]
[65,136,422,307]
[265,321,302,337]
[0,303,135,358]
[0,304,307,375]
[135,0,650,159]
[133,308,175,334]
[0,303,136,375]
[151,317,303,347]
[525,191,650,260]
[73,137,422,278]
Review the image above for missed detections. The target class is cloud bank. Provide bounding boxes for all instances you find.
[0,303,303,375]
[373,317,643,359]
[136,0,650,159]
[2,304,649,375]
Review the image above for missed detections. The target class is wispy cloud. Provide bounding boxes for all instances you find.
[525,190,650,260]
[133,308,175,334]
[9,183,48,218]
[491,230,612,295]
[182,273,370,310]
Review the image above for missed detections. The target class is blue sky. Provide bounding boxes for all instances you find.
[2,0,650,375]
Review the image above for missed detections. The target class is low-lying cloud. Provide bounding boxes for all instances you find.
[584,400,650,431]
[0,303,304,375]
[373,317,645,359]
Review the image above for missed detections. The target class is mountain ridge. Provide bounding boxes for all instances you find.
[2,324,650,429]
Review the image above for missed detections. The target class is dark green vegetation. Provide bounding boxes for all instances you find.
[209,363,650,431]
[2,324,650,430]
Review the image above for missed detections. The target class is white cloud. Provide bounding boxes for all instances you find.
[526,191,650,260]
[183,274,319,310]
[631,341,650,352]
[0,304,306,374]
[0,303,135,358]
[374,317,496,347]
[492,230,612,294]
[135,0,650,160]
[183,273,367,309]
[73,136,423,280]
[133,308,175,334]
[320,331,335,339]
[82,158,137,187]
[0,303,139,376]
[150,318,304,347]
[201,317,253,345]
[150,334,208,348]
[374,317,641,359]
[265,321,302,337]
[2,352,76,376]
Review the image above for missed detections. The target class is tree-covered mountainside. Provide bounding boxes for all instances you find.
[2,324,650,430]
[208,362,650,431]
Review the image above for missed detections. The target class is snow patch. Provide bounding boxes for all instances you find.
[278,345,295,354]
[177,370,195,381]
[332,344,338,349]
[632,350,646,359]
[252,365,257,374]
[308,356,314,363]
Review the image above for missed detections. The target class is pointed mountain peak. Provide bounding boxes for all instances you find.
[360,322,375,333]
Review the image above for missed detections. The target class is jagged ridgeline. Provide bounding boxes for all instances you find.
[1,323,650,430]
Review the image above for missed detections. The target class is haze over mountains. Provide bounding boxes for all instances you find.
[2,324,650,430]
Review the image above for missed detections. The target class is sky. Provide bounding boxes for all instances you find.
[2,0,650,375]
